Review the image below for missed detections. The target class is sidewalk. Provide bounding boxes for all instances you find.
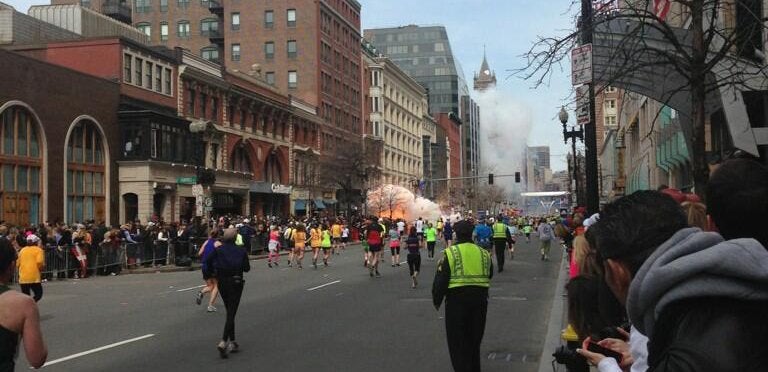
[537,247,571,372]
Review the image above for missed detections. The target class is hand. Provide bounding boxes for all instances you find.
[576,337,605,366]
[597,337,633,368]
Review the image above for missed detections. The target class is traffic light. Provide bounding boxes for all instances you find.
[488,173,494,185]
[515,172,521,183]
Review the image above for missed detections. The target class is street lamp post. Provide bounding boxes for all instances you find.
[559,107,583,209]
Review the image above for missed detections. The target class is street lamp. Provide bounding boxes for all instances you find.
[559,107,583,208]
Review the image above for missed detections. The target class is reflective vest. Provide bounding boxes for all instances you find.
[492,222,507,239]
[445,243,491,289]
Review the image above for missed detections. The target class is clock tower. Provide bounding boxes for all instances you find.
[473,46,497,92]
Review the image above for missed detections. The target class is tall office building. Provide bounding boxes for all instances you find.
[53,0,364,153]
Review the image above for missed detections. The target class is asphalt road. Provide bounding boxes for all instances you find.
[15,235,563,372]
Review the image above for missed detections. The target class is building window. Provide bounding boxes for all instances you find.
[287,9,296,27]
[154,65,162,91]
[264,10,274,29]
[0,106,42,226]
[123,53,132,83]
[160,22,168,41]
[230,145,252,173]
[605,86,617,93]
[177,21,190,37]
[211,97,219,122]
[135,58,143,85]
[200,18,219,36]
[145,61,153,88]
[231,43,241,61]
[265,72,275,86]
[80,0,91,7]
[288,71,297,89]
[200,92,208,118]
[606,115,617,126]
[201,46,219,63]
[287,40,297,58]
[177,0,189,7]
[187,88,196,116]
[134,0,150,13]
[160,0,167,11]
[434,67,449,75]
[164,68,172,95]
[264,41,275,59]
[606,99,616,109]
[136,22,151,37]
[231,12,240,31]
[434,42,445,52]
[66,120,106,224]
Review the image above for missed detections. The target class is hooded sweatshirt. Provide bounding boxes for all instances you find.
[627,228,768,338]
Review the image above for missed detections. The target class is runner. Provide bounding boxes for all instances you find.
[204,228,250,359]
[284,223,295,267]
[404,227,421,288]
[0,238,48,370]
[267,225,281,268]
[361,220,371,267]
[507,223,518,259]
[522,223,533,243]
[331,220,343,255]
[292,224,306,269]
[425,222,438,259]
[537,218,554,261]
[415,217,425,242]
[341,224,350,251]
[443,219,454,247]
[321,225,332,267]
[388,225,401,267]
[367,218,384,277]
[436,218,444,238]
[396,219,406,237]
[17,235,45,302]
[310,224,322,269]
[196,229,221,313]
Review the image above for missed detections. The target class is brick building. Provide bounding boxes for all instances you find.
[0,48,121,226]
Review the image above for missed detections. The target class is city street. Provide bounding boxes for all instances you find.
[16,237,563,372]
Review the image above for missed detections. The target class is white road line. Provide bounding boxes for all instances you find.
[306,280,341,291]
[175,285,206,292]
[40,334,155,368]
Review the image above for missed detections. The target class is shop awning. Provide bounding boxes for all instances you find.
[314,199,326,209]
[323,199,338,205]
[294,200,306,211]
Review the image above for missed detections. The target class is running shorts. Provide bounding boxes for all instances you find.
[390,246,400,255]
[369,244,382,253]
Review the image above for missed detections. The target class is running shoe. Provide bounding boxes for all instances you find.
[196,291,203,305]
[218,341,228,359]
[375,271,381,278]
[391,264,396,267]
[268,263,273,268]
[369,267,374,277]
[411,276,416,288]
[207,305,217,313]
[227,341,240,353]
[397,263,401,267]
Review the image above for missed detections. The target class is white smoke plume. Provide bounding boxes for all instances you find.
[367,184,462,223]
[475,89,533,194]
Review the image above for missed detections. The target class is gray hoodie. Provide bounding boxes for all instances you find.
[627,227,768,338]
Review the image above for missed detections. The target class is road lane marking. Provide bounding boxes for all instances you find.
[40,334,155,368]
[307,280,341,291]
[175,285,206,293]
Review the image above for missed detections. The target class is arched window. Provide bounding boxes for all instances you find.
[264,152,281,183]
[0,105,42,225]
[67,120,106,223]
[230,144,252,173]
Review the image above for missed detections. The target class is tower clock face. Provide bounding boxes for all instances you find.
[483,69,490,75]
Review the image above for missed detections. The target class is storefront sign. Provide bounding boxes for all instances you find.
[153,182,177,191]
[177,177,197,185]
[271,184,293,194]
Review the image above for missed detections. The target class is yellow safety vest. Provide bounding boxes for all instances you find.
[492,223,507,239]
[445,243,491,289]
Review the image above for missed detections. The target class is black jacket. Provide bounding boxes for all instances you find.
[648,297,768,372]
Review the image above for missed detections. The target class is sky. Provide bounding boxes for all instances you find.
[5,0,576,172]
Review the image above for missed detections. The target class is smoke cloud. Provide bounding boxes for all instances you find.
[475,89,533,193]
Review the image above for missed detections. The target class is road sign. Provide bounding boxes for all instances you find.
[571,44,593,86]
[576,85,591,125]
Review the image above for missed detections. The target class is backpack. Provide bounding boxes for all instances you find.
[367,228,382,246]
[540,224,552,241]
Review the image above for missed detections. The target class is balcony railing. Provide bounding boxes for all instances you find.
[207,0,223,15]
[102,0,132,23]
[204,29,224,44]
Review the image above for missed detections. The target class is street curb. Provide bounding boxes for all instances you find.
[537,247,569,372]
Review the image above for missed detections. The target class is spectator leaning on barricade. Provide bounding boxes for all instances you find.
[577,190,768,371]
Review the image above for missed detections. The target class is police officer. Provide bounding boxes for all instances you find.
[491,217,512,272]
[432,220,493,372]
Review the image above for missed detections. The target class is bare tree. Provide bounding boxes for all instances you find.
[517,0,768,199]
[317,140,380,216]
[366,184,407,220]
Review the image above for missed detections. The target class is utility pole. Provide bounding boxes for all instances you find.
[581,0,600,215]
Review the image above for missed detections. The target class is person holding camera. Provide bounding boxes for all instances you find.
[432,220,493,372]
[204,228,250,359]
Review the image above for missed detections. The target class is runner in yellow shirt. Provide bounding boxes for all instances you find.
[17,235,45,302]
[331,221,343,255]
[310,224,322,269]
